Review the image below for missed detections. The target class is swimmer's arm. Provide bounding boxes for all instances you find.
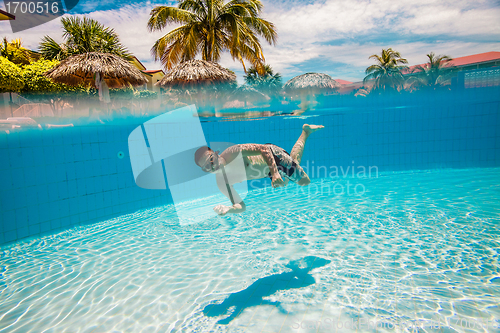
[214,173,246,215]
[220,144,284,187]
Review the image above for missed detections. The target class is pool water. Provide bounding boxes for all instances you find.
[1,168,499,332]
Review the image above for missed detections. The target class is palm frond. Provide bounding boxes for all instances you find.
[148,6,195,31]
[42,16,132,61]
[364,48,408,90]
[39,36,65,60]
[149,0,276,72]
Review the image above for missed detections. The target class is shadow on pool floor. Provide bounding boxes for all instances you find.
[202,256,331,325]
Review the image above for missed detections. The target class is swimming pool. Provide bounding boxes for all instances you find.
[1,88,499,332]
[1,168,499,332]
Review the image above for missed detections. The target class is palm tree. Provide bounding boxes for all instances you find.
[244,64,282,93]
[407,52,454,90]
[147,0,277,72]
[39,16,131,60]
[364,48,408,92]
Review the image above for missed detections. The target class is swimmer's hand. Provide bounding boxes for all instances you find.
[214,205,231,216]
[214,202,246,215]
[272,175,285,188]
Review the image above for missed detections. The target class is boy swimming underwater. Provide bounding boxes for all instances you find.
[194,124,324,215]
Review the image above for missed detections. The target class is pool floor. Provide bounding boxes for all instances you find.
[1,168,499,332]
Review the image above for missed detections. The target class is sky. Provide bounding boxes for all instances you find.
[1,0,500,84]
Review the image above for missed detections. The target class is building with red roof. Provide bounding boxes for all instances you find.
[445,51,500,70]
[405,51,500,73]
[338,51,500,94]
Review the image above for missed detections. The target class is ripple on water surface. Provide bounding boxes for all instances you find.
[0,168,499,332]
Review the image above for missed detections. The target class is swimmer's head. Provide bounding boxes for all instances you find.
[195,146,220,173]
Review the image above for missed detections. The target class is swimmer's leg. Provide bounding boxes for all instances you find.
[290,124,324,164]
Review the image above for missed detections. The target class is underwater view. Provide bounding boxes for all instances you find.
[2,0,500,332]
[1,169,499,332]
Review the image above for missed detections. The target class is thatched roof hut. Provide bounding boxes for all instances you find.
[157,60,236,88]
[45,52,148,88]
[284,73,341,92]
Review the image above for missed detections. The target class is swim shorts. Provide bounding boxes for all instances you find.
[266,144,307,183]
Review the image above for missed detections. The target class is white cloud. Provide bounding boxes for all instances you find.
[85,5,166,69]
[257,0,500,81]
[1,0,499,82]
[263,0,500,43]
[402,4,500,36]
[0,15,64,49]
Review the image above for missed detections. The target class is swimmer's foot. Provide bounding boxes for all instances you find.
[303,124,324,134]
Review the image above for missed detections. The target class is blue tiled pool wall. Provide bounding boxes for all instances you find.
[1,88,499,246]
[0,123,172,246]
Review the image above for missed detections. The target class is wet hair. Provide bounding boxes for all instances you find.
[194,146,212,166]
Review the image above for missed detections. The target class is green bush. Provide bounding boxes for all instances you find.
[21,59,69,93]
[21,59,91,104]
[0,56,24,92]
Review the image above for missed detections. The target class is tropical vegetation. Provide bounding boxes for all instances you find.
[406,52,454,90]
[1,38,38,65]
[364,48,408,92]
[147,0,277,72]
[0,56,24,92]
[39,16,131,61]
[18,59,90,115]
[21,59,70,93]
[244,64,282,94]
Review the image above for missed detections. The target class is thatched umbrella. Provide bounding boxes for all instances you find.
[156,60,236,88]
[284,72,341,93]
[283,73,341,113]
[45,52,148,88]
[45,52,147,116]
[157,60,236,112]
